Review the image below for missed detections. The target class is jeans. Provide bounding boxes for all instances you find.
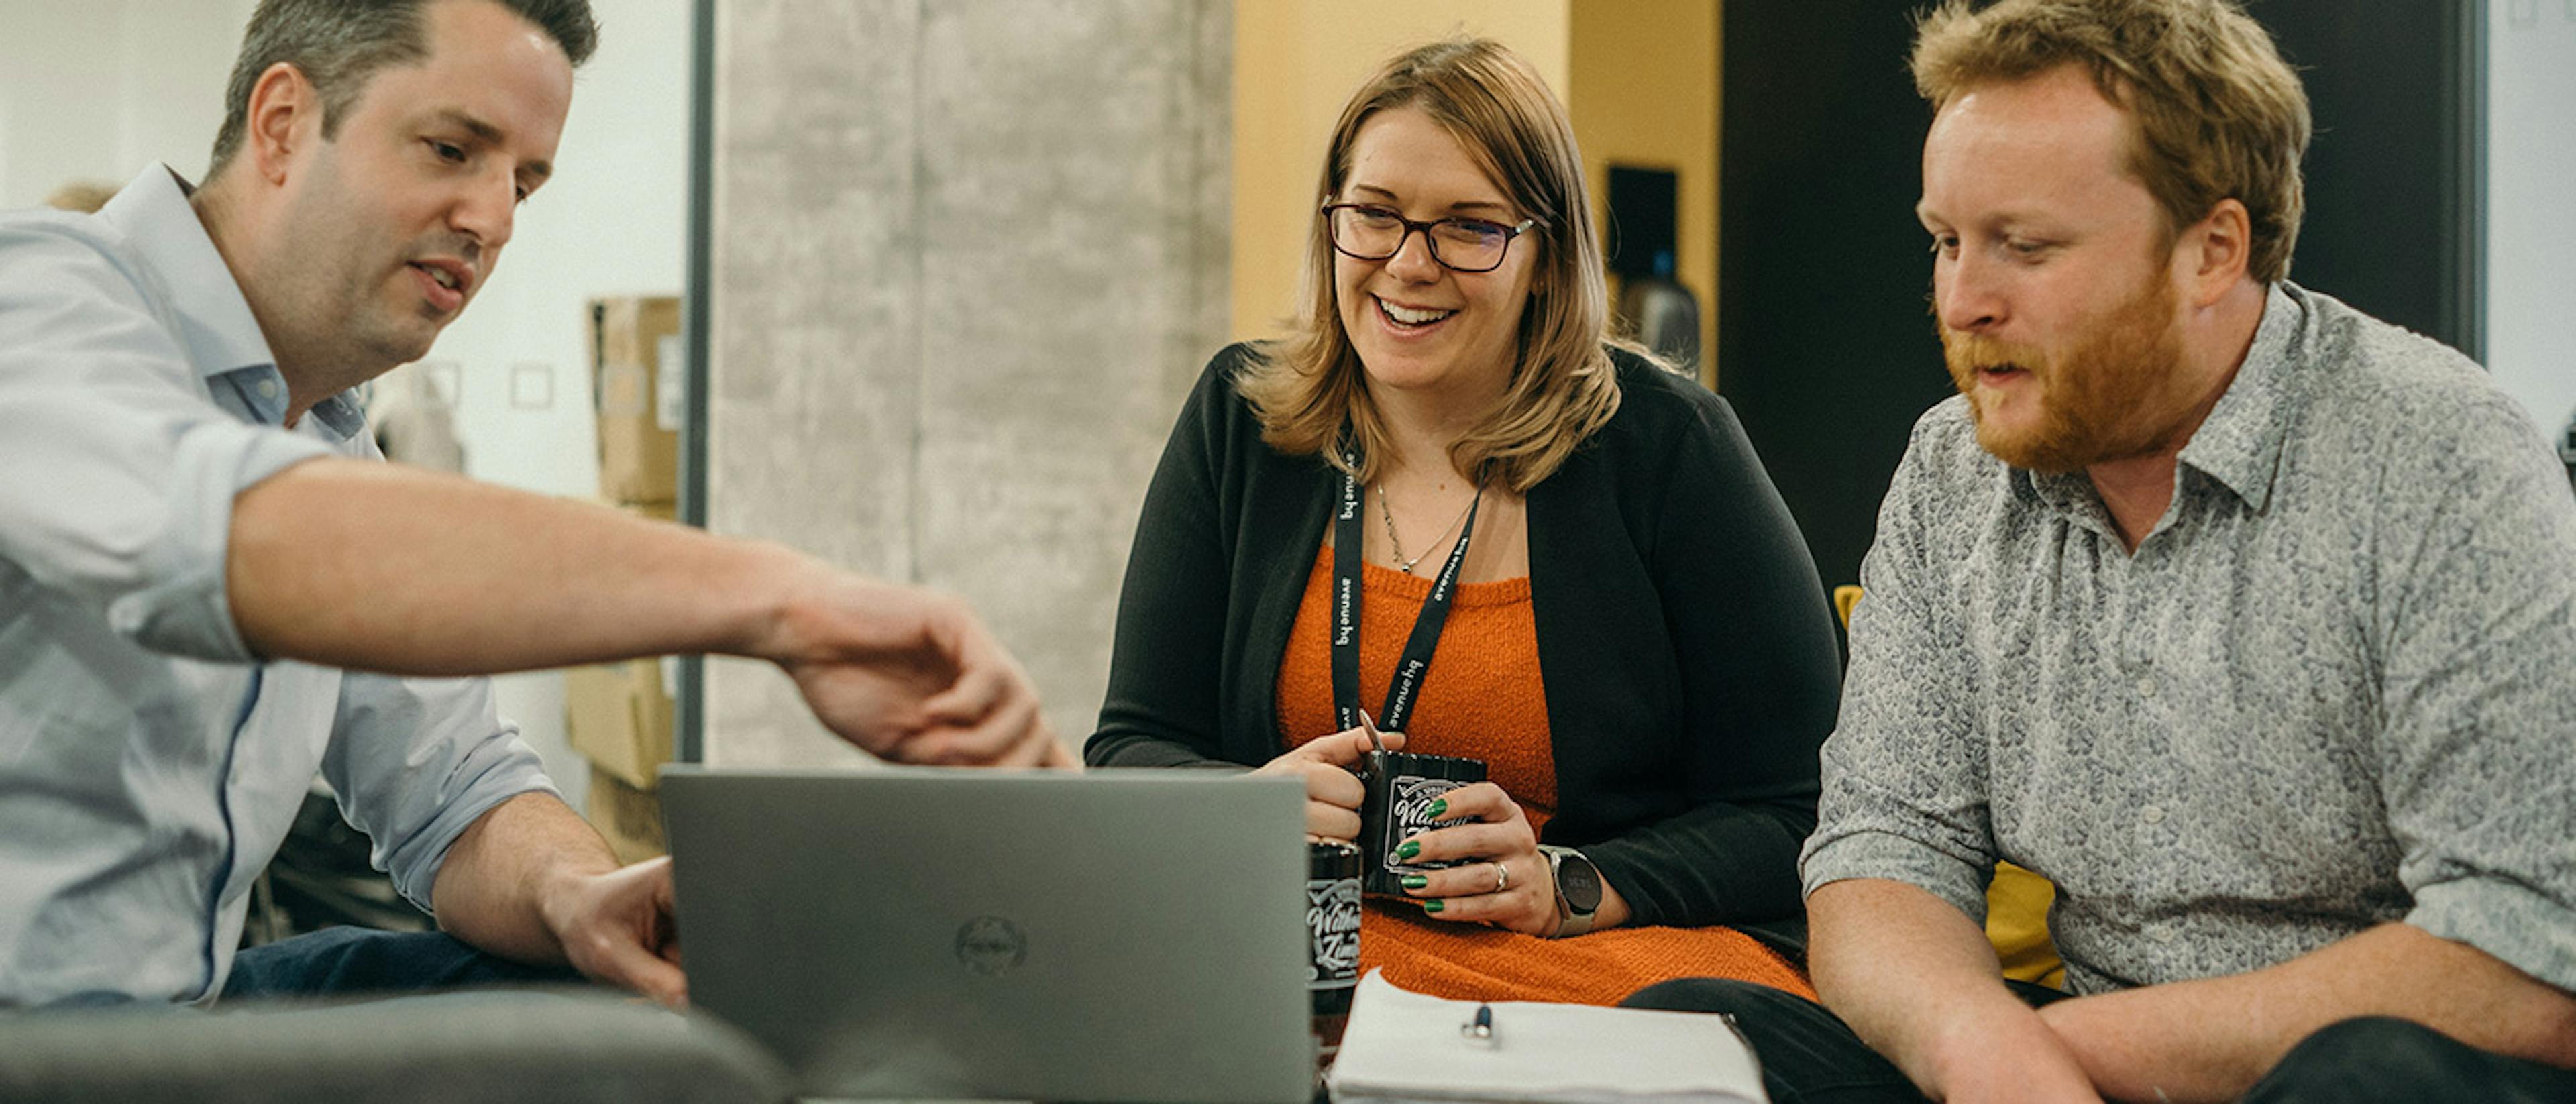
[221,926,584,1002]
[1621,977,2576,1104]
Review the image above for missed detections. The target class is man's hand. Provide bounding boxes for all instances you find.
[1922,1007,2106,1104]
[1811,879,2107,1102]
[2025,924,2576,1103]
[434,793,692,1005]
[763,569,1069,768]
[538,856,686,1007]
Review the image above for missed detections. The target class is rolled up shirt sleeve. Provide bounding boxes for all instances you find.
[2375,389,2576,993]
[322,671,561,913]
[0,224,332,663]
[1799,407,1999,922]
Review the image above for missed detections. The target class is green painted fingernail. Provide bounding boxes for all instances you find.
[1395,840,1421,861]
[1401,874,1428,890]
[1423,899,1444,914]
[1427,797,1448,818]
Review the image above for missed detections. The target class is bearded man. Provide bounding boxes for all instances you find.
[1626,1,2576,1102]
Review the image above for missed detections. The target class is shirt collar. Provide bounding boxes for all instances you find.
[2003,282,2308,525]
[2175,282,2307,512]
[96,164,367,441]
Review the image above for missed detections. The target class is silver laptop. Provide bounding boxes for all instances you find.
[659,765,1316,1104]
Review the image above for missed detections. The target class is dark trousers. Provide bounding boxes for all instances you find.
[221,926,584,1003]
[1622,978,2576,1104]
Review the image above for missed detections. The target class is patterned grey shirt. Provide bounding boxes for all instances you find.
[1802,282,2576,997]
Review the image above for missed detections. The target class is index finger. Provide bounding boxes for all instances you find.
[1430,781,1518,822]
[917,644,1008,726]
[582,930,690,1007]
[908,689,1048,765]
[1299,726,1406,768]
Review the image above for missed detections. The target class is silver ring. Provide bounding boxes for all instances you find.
[1491,861,1509,893]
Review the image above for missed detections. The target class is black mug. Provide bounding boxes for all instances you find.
[1305,840,1362,1066]
[1357,751,1487,897]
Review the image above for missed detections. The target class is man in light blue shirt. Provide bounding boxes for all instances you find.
[0,0,1067,1009]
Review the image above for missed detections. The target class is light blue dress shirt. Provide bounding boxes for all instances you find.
[0,165,557,1007]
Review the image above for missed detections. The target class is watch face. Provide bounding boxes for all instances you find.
[1557,852,1604,914]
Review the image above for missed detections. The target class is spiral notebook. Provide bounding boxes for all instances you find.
[1326,972,1770,1104]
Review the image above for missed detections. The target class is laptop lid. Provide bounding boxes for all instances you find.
[659,765,1313,1104]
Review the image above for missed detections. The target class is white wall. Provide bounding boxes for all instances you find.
[0,0,256,207]
[1,0,696,812]
[2488,3,2576,443]
[429,0,696,812]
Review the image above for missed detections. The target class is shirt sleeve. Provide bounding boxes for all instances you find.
[0,223,333,662]
[1798,408,2000,922]
[1085,348,1254,770]
[322,671,561,913]
[1578,388,1841,928]
[2373,390,2576,993]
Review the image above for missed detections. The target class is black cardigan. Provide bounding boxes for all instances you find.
[1087,344,1841,929]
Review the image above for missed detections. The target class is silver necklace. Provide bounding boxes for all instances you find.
[1378,481,1484,575]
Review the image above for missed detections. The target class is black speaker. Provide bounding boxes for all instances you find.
[1606,164,1680,280]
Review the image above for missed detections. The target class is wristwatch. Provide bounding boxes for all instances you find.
[1537,844,1603,938]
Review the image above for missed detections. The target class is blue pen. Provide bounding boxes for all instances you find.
[1461,1002,1495,1044]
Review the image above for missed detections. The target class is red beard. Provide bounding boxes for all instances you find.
[1941,272,2194,473]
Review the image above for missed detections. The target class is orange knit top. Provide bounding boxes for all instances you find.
[1277,545,1815,1005]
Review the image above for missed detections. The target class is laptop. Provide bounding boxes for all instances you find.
[659,765,1316,1104]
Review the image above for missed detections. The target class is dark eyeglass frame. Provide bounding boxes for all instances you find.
[1319,202,1538,273]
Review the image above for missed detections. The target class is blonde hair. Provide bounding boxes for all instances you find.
[1236,37,1623,494]
[1912,0,2312,284]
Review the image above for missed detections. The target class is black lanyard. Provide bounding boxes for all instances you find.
[1331,468,1481,734]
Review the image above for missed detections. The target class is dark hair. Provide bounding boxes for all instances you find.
[207,0,598,178]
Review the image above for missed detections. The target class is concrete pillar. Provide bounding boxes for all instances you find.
[704,0,1232,765]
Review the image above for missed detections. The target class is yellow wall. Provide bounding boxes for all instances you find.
[1230,1,1721,388]
[1230,1,1573,342]
[1570,1,1721,387]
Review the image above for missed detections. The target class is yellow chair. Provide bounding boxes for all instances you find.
[1833,585,2065,990]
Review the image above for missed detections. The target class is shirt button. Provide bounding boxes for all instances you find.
[2151,928,2178,944]
[2136,675,2161,698]
[257,378,280,398]
[2141,804,2166,825]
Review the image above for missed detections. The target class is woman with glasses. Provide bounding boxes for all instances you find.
[1087,38,1840,1005]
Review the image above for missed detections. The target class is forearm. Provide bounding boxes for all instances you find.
[428,791,619,966]
[1809,878,2092,1098]
[1584,799,1810,926]
[1083,728,1242,769]
[228,457,818,675]
[2042,922,2576,1103]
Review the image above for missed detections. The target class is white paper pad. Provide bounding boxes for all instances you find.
[1326,971,1768,1104]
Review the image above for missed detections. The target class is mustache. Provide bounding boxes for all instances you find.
[1939,325,2046,375]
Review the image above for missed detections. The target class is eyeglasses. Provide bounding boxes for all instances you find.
[1320,203,1536,273]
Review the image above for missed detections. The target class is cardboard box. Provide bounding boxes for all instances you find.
[590,296,682,505]
[586,770,666,865]
[619,500,679,525]
[563,501,679,790]
[565,657,673,791]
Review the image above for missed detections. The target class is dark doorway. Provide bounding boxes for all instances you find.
[1716,0,2483,599]
[1717,1,1945,597]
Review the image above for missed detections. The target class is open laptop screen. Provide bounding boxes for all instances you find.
[661,765,1314,1104]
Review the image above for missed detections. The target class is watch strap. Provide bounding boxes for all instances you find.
[1539,844,1600,938]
